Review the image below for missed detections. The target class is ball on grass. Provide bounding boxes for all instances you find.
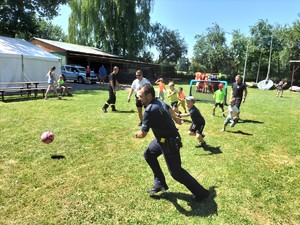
[41,131,54,144]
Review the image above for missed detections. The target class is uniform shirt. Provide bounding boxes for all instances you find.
[214,89,225,103]
[227,105,239,118]
[189,105,205,125]
[108,72,117,90]
[232,82,246,98]
[131,77,150,95]
[142,98,179,140]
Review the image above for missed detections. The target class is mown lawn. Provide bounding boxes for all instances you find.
[0,84,299,225]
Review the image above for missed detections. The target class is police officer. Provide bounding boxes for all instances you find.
[135,84,210,201]
[102,66,119,112]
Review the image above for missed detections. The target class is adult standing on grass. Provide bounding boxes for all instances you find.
[231,74,247,109]
[127,70,151,126]
[135,84,210,201]
[102,66,119,112]
[99,65,107,84]
[86,65,91,84]
[44,66,61,100]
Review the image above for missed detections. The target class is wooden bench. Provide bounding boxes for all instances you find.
[0,82,47,101]
[0,81,73,101]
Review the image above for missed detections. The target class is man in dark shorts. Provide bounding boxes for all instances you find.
[231,75,247,109]
[135,84,210,201]
[127,70,151,126]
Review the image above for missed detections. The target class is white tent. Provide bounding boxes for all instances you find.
[0,36,61,85]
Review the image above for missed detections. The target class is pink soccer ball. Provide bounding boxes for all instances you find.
[41,131,54,144]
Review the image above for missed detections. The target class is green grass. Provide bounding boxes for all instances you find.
[0,86,299,225]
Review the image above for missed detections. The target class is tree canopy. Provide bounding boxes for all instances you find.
[68,0,153,59]
[0,0,67,39]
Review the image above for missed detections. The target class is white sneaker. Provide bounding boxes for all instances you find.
[221,128,225,132]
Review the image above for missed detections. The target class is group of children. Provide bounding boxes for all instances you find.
[155,78,240,148]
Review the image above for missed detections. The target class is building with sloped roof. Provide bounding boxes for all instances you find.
[30,37,160,83]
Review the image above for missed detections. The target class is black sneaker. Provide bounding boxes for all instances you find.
[111,108,117,112]
[148,184,169,194]
[102,107,107,113]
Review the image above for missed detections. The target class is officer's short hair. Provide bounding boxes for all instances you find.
[142,83,155,98]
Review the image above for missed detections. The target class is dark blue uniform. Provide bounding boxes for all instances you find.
[142,98,209,199]
[102,71,117,111]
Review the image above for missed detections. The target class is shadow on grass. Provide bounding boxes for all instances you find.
[50,154,66,159]
[114,110,135,114]
[150,186,218,217]
[200,144,222,154]
[227,130,253,136]
[238,119,264,124]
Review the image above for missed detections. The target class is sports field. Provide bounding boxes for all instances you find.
[0,84,299,224]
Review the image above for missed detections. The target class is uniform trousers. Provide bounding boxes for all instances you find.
[144,139,208,198]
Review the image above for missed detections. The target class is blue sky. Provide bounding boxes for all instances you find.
[52,0,300,58]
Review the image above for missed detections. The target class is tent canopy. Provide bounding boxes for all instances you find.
[0,36,61,84]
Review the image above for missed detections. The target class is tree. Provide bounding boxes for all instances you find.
[177,57,190,72]
[149,23,188,64]
[229,30,248,74]
[193,23,229,73]
[0,0,67,40]
[68,0,153,59]
[35,20,67,41]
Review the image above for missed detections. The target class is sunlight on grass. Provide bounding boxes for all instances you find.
[0,85,299,224]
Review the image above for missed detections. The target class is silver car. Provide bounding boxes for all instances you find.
[61,65,97,84]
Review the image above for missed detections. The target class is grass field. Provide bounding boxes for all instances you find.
[0,85,299,225]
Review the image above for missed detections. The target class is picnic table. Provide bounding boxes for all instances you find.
[0,81,73,101]
[0,81,47,101]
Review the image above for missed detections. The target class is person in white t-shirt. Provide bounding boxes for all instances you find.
[127,70,151,126]
[222,98,240,132]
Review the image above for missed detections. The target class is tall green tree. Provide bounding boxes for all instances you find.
[68,0,153,59]
[193,23,229,73]
[0,0,67,40]
[229,30,248,74]
[149,23,188,64]
[36,20,67,41]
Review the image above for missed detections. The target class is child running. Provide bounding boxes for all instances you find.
[222,98,240,132]
[177,87,187,113]
[155,78,166,100]
[44,66,62,100]
[167,81,179,112]
[177,96,206,147]
[212,83,225,117]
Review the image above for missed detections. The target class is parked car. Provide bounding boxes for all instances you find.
[61,65,97,84]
